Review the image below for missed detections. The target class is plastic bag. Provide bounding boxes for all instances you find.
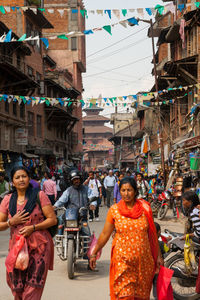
[87,233,102,260]
[5,235,25,273]
[184,234,197,273]
[15,238,29,271]
[157,266,174,300]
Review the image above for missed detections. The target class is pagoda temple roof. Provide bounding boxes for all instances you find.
[83,115,110,122]
[84,126,113,134]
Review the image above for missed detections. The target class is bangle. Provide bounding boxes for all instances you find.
[90,254,97,258]
[33,225,36,232]
[7,219,11,227]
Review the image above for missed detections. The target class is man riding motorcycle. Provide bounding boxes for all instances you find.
[54,170,95,269]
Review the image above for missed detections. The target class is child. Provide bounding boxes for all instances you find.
[153,222,170,299]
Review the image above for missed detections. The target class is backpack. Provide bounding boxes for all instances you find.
[36,193,58,238]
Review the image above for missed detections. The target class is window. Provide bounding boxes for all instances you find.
[28,112,34,136]
[71,37,77,51]
[27,66,34,79]
[36,72,41,95]
[5,100,9,113]
[13,102,17,116]
[37,115,42,137]
[20,103,25,119]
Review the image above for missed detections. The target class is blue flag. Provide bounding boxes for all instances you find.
[41,38,49,49]
[4,29,12,42]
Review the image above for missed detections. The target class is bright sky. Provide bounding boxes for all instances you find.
[82,0,163,116]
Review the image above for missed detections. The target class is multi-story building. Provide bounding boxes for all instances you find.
[83,106,113,170]
[0,0,86,174]
[43,0,86,160]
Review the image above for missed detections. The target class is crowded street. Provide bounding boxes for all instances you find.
[1,0,200,299]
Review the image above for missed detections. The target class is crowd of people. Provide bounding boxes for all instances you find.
[0,165,200,299]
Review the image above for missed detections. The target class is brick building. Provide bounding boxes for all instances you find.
[0,0,86,175]
[83,106,114,170]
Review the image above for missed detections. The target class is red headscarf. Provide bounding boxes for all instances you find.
[117,198,159,268]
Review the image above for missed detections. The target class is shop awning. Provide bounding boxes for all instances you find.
[23,152,39,158]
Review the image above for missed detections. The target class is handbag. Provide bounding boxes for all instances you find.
[157,266,174,300]
[184,234,197,273]
[36,193,58,238]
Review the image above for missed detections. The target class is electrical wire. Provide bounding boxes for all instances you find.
[86,25,149,58]
[84,55,152,78]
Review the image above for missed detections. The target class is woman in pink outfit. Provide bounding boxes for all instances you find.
[42,172,57,205]
[0,166,57,300]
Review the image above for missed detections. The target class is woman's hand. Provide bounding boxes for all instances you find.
[10,210,30,226]
[19,225,34,237]
[155,255,164,274]
[89,256,97,270]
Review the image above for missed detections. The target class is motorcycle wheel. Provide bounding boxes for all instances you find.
[67,239,75,279]
[157,205,168,220]
[165,253,199,300]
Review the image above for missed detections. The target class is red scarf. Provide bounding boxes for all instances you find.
[117,199,159,268]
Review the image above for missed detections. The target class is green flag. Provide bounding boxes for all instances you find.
[38,8,45,12]
[0,6,5,14]
[103,25,112,35]
[195,2,200,8]
[155,5,164,15]
[122,9,127,17]
[57,34,68,40]
[18,34,27,41]
[80,9,87,18]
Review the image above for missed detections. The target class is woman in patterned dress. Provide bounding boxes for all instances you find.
[90,177,163,300]
[0,166,57,300]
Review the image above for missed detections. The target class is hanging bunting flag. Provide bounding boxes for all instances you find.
[4,29,12,42]
[113,9,120,19]
[0,6,6,14]
[104,9,112,19]
[127,17,139,25]
[137,8,144,17]
[38,8,45,12]
[57,9,65,17]
[80,9,87,18]
[18,33,26,41]
[122,9,127,17]
[145,8,152,16]
[103,25,112,35]
[84,30,93,35]
[155,4,165,15]
[41,37,49,49]
[195,2,200,8]
[57,34,68,40]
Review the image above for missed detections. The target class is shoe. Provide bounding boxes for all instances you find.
[95,218,100,222]
[89,219,93,222]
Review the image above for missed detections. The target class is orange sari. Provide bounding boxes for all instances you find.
[107,199,159,300]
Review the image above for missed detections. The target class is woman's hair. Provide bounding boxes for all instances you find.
[137,172,144,179]
[119,177,138,196]
[154,222,161,234]
[45,172,52,179]
[182,191,200,209]
[11,166,30,181]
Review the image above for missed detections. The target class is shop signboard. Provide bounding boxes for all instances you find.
[15,128,28,145]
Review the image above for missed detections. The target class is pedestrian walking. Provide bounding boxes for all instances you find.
[101,171,108,205]
[136,172,149,201]
[104,170,116,208]
[42,172,57,205]
[89,177,163,300]
[113,173,124,204]
[0,172,10,202]
[0,166,57,300]
[84,171,102,222]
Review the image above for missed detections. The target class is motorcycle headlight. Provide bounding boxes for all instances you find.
[65,220,78,228]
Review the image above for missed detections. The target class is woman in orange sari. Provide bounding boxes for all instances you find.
[90,177,163,300]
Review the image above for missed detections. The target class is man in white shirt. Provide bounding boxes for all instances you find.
[104,170,116,208]
[84,171,102,222]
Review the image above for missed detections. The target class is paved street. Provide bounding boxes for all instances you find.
[0,206,185,300]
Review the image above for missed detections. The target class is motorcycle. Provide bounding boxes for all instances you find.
[164,229,200,300]
[55,207,91,279]
[157,191,172,220]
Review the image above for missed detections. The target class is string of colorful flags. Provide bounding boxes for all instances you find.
[0,83,199,108]
[0,2,199,18]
